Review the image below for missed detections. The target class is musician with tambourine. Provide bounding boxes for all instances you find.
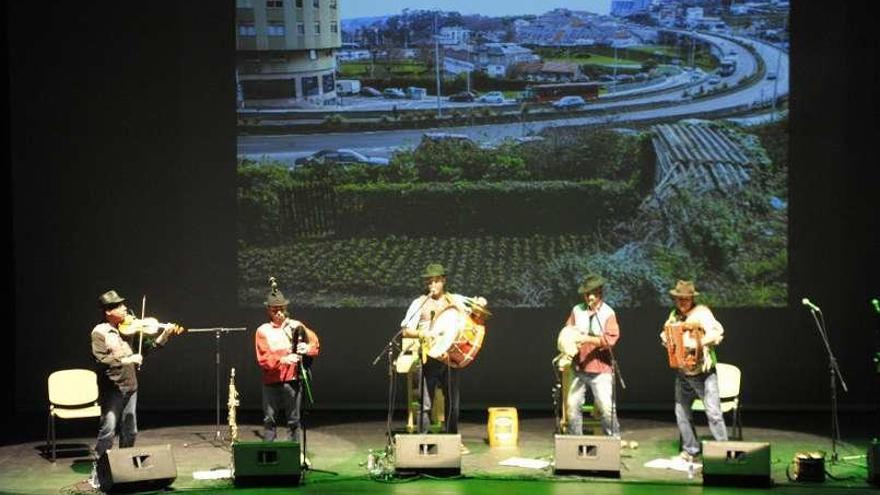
[255,279,320,450]
[554,274,621,438]
[90,289,184,485]
[400,263,487,453]
[660,280,727,462]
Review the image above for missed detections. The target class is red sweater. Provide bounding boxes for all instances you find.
[255,320,320,385]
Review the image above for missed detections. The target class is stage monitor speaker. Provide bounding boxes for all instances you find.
[702,440,772,487]
[233,441,301,486]
[868,439,880,486]
[553,434,620,477]
[394,434,461,475]
[97,444,177,493]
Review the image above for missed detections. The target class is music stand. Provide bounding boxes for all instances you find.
[184,326,247,447]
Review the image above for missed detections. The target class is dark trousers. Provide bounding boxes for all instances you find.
[420,359,460,433]
[262,381,303,444]
[95,389,137,458]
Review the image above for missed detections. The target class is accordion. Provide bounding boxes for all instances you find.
[663,321,705,374]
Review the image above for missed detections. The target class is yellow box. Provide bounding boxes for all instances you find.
[487,407,518,447]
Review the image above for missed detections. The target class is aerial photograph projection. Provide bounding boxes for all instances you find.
[236,0,789,309]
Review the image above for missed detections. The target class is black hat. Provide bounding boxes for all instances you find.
[98,290,125,307]
[265,289,290,307]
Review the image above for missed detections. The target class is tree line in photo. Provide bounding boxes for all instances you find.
[237,119,788,308]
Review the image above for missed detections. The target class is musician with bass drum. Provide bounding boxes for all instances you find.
[660,280,727,462]
[400,263,487,452]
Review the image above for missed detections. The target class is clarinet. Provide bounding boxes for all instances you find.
[227,368,240,445]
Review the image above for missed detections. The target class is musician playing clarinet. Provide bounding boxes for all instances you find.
[400,263,486,454]
[255,281,320,448]
[660,280,726,463]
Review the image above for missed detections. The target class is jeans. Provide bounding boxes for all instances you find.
[262,381,304,444]
[419,359,460,434]
[675,370,728,455]
[95,390,137,458]
[566,370,620,436]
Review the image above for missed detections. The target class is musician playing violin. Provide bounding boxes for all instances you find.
[400,263,486,449]
[660,280,727,462]
[255,284,320,445]
[559,274,621,437]
[90,290,183,463]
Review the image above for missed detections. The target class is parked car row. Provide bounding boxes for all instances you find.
[448,90,505,104]
[356,86,598,112]
[359,87,511,104]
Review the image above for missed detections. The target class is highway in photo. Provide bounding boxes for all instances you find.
[238,33,788,165]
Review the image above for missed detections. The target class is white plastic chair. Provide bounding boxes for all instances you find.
[693,362,743,440]
[46,369,101,461]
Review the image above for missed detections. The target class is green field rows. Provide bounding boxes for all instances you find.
[239,234,598,308]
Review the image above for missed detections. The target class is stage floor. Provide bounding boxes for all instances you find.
[0,411,875,494]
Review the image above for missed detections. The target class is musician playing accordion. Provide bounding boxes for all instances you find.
[660,280,727,462]
[400,263,486,453]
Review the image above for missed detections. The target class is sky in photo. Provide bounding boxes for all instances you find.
[341,0,613,19]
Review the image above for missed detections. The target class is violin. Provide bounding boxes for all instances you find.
[119,313,185,337]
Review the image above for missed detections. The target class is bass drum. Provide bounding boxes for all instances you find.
[425,306,486,369]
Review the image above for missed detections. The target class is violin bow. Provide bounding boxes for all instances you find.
[137,295,147,368]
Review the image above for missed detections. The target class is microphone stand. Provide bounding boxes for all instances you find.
[807,307,848,464]
[607,343,625,438]
[551,363,565,434]
[594,306,624,438]
[181,327,248,448]
[398,295,433,435]
[372,329,403,451]
[295,350,336,476]
[587,306,626,438]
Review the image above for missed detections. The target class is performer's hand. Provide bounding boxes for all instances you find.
[281,354,300,365]
[295,342,310,354]
[122,353,143,365]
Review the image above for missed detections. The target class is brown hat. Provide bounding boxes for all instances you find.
[578,274,606,294]
[669,280,700,298]
[98,290,125,307]
[421,263,447,278]
[265,289,290,307]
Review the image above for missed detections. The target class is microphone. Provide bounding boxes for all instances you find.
[429,310,435,321]
[871,298,880,314]
[801,298,821,312]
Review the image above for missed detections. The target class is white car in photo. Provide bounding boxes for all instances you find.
[476,91,505,104]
